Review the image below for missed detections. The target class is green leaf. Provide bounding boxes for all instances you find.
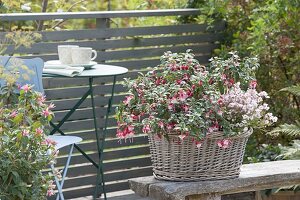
[280,85,300,96]
[269,122,300,137]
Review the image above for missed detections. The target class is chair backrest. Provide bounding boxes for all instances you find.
[0,56,44,93]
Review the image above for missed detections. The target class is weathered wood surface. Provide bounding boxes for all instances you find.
[129,160,300,200]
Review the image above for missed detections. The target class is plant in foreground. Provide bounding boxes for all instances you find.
[116,50,277,147]
[0,82,58,199]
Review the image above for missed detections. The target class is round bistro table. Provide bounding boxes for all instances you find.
[44,64,128,200]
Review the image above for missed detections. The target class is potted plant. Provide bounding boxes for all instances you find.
[0,60,59,199]
[116,50,277,181]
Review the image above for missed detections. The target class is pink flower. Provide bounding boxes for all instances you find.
[181,104,189,112]
[199,80,203,86]
[48,103,55,109]
[229,79,235,86]
[196,141,202,148]
[168,103,174,111]
[9,110,17,118]
[217,139,231,149]
[21,84,31,93]
[166,123,175,131]
[142,124,151,133]
[249,80,257,89]
[178,134,186,141]
[178,90,188,102]
[47,189,54,196]
[221,73,227,81]
[35,128,43,135]
[130,114,139,121]
[180,65,189,70]
[158,121,164,129]
[42,138,57,146]
[22,130,29,137]
[37,95,46,105]
[117,125,135,139]
[42,108,51,117]
[217,110,223,116]
[123,95,134,105]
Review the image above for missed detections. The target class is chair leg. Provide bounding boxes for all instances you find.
[52,144,75,200]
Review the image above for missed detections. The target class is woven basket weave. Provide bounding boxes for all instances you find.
[148,129,252,181]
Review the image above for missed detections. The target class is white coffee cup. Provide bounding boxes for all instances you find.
[58,45,79,64]
[71,47,97,65]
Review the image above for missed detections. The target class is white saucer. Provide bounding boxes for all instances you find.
[46,60,97,69]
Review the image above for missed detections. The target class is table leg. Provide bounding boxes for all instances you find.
[94,75,117,200]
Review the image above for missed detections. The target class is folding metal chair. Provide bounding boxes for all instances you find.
[47,135,82,200]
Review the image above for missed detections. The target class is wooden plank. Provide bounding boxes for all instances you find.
[64,157,151,177]
[52,118,116,132]
[41,22,224,41]
[55,135,148,153]
[56,146,150,166]
[63,167,152,189]
[59,181,130,199]
[45,84,126,99]
[50,95,124,111]
[0,23,225,42]
[59,127,121,141]
[4,33,224,54]
[52,106,116,122]
[99,44,218,61]
[0,9,200,21]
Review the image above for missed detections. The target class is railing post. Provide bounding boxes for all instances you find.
[96,18,110,29]
[95,18,110,64]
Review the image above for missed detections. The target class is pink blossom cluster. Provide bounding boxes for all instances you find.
[221,82,277,132]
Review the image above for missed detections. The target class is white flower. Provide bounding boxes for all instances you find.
[21,3,31,12]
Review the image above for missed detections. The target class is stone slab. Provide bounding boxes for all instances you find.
[129,160,300,200]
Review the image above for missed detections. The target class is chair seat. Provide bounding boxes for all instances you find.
[47,135,82,150]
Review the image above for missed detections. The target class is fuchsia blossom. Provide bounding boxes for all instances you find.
[9,110,17,118]
[168,103,174,111]
[22,129,30,137]
[130,114,139,121]
[142,124,151,133]
[123,95,134,105]
[42,138,57,146]
[167,122,175,131]
[180,65,189,70]
[117,125,135,139]
[42,108,51,117]
[21,84,31,93]
[178,90,189,102]
[48,103,55,109]
[195,141,202,148]
[217,139,231,149]
[37,94,46,105]
[181,104,189,112]
[35,128,43,136]
[178,134,187,141]
[158,121,164,129]
[249,80,257,89]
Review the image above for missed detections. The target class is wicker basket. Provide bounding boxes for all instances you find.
[148,129,252,181]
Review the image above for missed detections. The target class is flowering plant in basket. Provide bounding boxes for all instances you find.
[116,50,277,147]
